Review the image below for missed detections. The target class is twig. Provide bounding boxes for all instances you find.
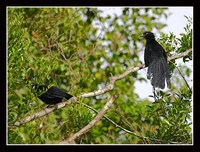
[171,62,192,92]
[59,94,119,144]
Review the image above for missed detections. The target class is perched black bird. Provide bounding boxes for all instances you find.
[36,86,73,105]
[140,31,171,89]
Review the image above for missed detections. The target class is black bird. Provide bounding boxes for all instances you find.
[36,86,73,105]
[140,31,171,89]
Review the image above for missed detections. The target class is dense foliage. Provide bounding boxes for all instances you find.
[8,7,192,144]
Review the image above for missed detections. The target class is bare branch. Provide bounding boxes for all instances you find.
[14,97,76,126]
[168,48,192,61]
[59,94,119,144]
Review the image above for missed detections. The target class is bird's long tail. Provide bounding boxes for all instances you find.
[147,57,171,89]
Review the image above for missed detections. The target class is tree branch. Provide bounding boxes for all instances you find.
[59,94,119,144]
[81,48,192,98]
[14,97,77,126]
[168,48,192,61]
[77,101,184,144]
[13,48,192,126]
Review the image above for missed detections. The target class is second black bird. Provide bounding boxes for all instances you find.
[140,31,171,89]
[38,86,73,105]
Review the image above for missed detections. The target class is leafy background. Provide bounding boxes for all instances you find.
[8,7,192,144]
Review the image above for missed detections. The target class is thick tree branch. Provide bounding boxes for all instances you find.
[13,48,192,126]
[59,94,119,144]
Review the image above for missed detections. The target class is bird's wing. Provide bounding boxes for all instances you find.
[47,86,72,99]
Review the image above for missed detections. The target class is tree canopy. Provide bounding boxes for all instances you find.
[8,7,192,144]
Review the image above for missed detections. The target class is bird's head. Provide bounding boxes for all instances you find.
[140,31,155,40]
